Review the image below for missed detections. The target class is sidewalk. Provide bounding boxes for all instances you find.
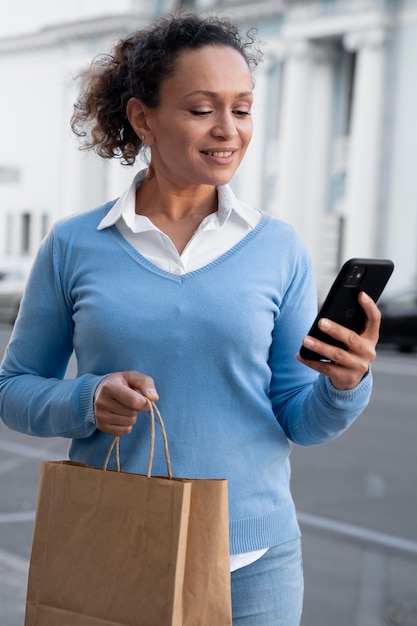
[2,536,417,626]
[0,549,28,626]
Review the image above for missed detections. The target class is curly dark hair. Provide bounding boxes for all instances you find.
[70,13,263,165]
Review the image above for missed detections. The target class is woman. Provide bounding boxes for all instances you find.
[0,13,380,625]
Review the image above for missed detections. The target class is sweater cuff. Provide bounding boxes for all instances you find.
[322,367,373,407]
[76,373,110,432]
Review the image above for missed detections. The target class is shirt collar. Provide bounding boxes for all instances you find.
[97,168,259,232]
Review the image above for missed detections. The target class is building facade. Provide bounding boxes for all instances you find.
[0,0,416,295]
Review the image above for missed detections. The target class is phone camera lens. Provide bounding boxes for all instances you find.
[344,264,366,287]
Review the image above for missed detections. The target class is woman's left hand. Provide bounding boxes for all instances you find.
[296,291,381,390]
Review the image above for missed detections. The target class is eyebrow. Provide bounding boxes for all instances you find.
[183,90,253,99]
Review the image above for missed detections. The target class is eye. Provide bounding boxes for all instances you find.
[190,110,212,116]
[234,110,252,117]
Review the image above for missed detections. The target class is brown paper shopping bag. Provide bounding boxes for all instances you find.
[25,401,231,626]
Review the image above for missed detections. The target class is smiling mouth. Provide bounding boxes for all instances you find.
[202,150,234,157]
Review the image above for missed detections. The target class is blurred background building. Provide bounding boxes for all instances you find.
[0,0,416,297]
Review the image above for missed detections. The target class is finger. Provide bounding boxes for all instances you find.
[296,350,369,390]
[94,394,142,417]
[300,319,376,367]
[300,320,353,363]
[123,371,159,402]
[298,335,350,368]
[296,351,348,381]
[94,399,140,435]
[98,411,138,428]
[94,371,159,436]
[96,418,137,437]
[358,291,381,339]
[94,383,144,417]
[95,372,158,412]
[317,318,363,355]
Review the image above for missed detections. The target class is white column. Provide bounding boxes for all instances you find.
[302,42,337,267]
[60,62,109,219]
[342,28,389,261]
[74,150,108,213]
[235,60,270,208]
[14,211,27,259]
[275,40,311,229]
[30,211,44,255]
[9,212,21,258]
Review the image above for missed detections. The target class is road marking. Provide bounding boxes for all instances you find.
[354,550,387,626]
[2,506,416,560]
[0,439,66,461]
[297,511,417,555]
[0,456,26,475]
[0,547,29,579]
[371,389,416,407]
[0,512,35,524]
[373,356,417,376]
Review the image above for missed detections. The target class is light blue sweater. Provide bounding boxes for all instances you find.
[0,203,372,554]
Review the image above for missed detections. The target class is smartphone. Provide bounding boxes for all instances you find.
[299,258,394,362]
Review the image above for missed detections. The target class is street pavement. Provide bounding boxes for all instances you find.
[0,548,29,626]
[0,429,68,626]
[0,324,416,626]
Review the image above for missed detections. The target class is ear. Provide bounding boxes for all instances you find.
[126,98,155,145]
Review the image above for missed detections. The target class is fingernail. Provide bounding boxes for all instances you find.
[147,387,158,397]
[319,318,331,330]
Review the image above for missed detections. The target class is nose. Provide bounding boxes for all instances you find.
[211,111,238,140]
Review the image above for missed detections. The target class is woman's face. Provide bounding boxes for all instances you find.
[142,45,253,189]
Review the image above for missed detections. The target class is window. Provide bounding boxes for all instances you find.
[328,43,358,213]
[5,214,12,256]
[22,213,31,255]
[42,213,49,238]
[177,0,195,8]
[344,50,356,135]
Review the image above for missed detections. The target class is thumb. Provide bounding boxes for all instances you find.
[123,371,159,401]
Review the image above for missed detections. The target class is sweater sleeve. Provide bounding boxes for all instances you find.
[0,229,103,438]
[268,250,372,446]
[286,370,372,445]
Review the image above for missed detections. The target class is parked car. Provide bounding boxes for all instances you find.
[378,287,417,352]
[0,270,27,325]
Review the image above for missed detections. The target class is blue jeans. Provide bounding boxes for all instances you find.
[231,539,304,626]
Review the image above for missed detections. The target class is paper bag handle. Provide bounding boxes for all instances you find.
[103,399,173,479]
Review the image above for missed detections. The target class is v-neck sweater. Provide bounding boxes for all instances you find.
[0,201,372,554]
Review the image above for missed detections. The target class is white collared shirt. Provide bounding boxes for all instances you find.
[97,169,261,274]
[98,169,267,571]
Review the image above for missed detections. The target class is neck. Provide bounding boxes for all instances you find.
[134,170,219,255]
[136,171,218,222]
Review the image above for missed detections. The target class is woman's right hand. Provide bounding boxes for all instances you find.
[93,371,159,436]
